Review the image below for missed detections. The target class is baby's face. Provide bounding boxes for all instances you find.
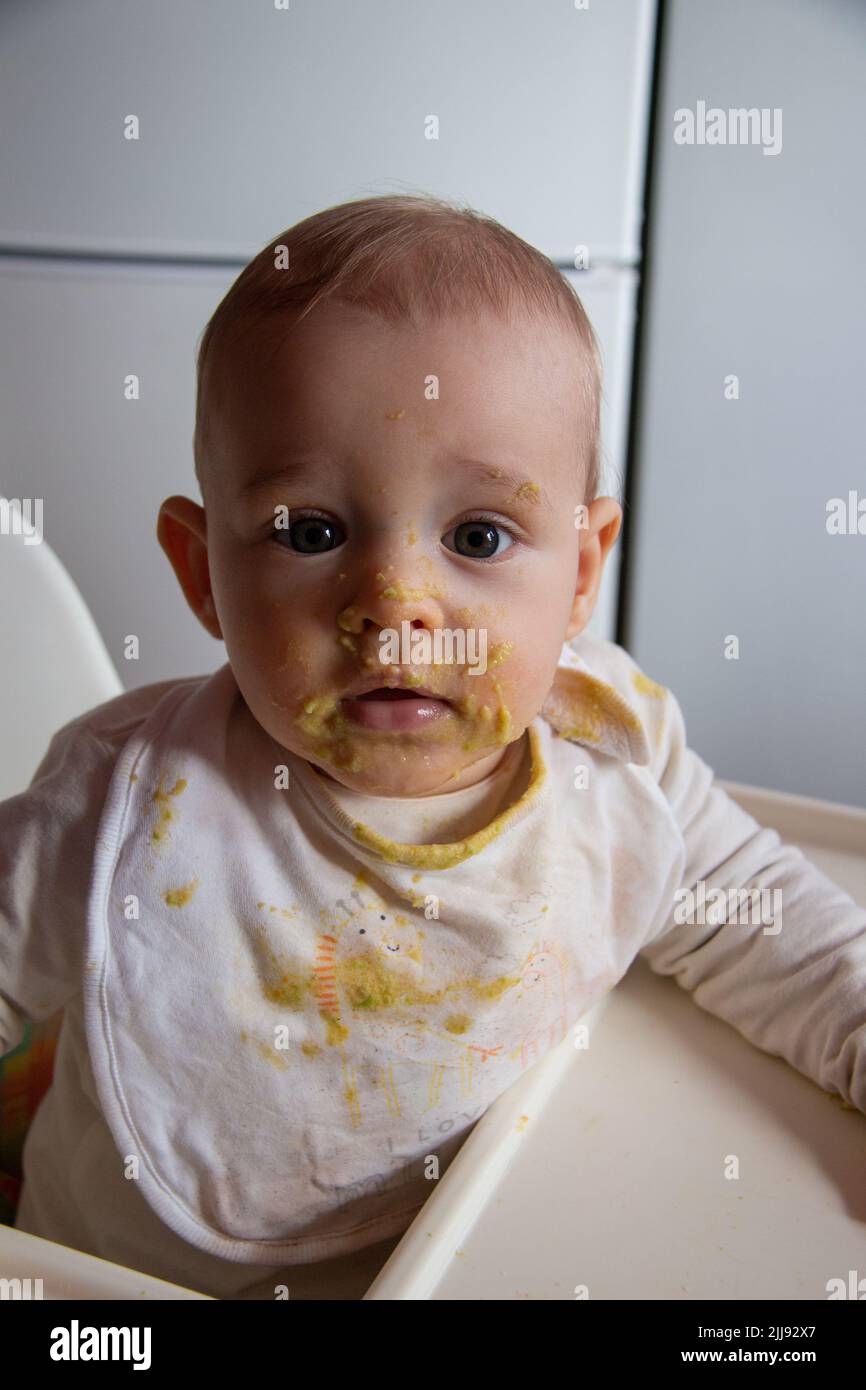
[164,300,619,796]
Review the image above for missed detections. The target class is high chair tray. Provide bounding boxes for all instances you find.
[365,781,866,1300]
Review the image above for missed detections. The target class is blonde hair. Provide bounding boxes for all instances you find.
[193,192,603,501]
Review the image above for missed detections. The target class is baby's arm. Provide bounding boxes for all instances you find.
[638,687,866,1115]
[0,720,116,1056]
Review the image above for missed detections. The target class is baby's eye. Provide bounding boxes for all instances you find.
[441,518,515,560]
[274,511,346,554]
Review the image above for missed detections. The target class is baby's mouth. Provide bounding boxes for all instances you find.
[340,683,453,730]
[354,686,446,702]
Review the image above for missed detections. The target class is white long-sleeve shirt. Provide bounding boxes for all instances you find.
[2,631,865,1300]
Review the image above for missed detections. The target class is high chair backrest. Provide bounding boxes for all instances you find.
[0,495,123,1222]
[0,495,123,800]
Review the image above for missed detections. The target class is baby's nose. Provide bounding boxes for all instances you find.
[337,567,447,639]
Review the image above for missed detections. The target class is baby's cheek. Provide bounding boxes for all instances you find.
[509,658,561,728]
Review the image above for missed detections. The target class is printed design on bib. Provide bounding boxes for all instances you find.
[511,941,569,1070]
[243,869,571,1131]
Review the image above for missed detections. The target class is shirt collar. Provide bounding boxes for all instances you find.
[540,640,652,766]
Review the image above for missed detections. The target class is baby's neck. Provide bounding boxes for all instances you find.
[316,745,513,797]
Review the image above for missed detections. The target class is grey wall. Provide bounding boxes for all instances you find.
[625,0,866,807]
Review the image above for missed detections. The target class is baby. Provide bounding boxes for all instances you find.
[2,193,865,1301]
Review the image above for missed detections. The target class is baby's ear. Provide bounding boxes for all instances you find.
[156,495,223,640]
[565,496,623,639]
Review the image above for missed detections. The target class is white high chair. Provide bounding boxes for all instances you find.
[0,499,212,1295]
[0,495,123,800]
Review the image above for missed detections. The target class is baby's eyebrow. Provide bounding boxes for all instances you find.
[454,459,555,514]
[238,455,555,513]
[239,457,325,496]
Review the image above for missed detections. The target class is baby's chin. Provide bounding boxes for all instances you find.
[306,746,502,798]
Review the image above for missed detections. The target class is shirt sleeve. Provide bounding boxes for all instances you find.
[638,685,866,1116]
[0,719,118,1057]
